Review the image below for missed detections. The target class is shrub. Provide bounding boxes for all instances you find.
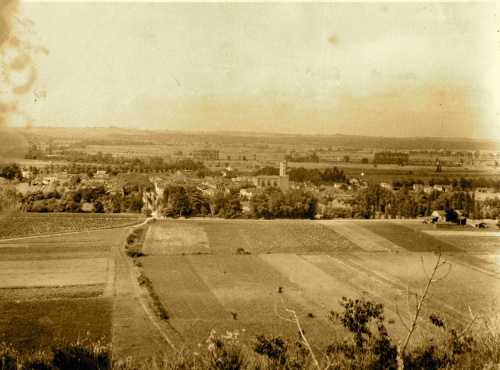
[204,330,246,370]
[52,343,110,370]
[253,335,288,367]
[0,343,18,370]
[329,296,398,369]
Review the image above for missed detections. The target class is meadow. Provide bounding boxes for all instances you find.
[0,222,132,355]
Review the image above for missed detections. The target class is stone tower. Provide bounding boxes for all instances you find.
[279,161,288,177]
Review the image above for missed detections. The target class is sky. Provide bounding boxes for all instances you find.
[1,1,500,140]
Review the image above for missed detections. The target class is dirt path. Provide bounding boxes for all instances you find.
[111,224,178,360]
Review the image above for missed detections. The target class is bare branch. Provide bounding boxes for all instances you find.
[457,308,481,339]
[275,299,322,370]
[398,252,453,361]
[274,301,296,323]
[421,256,429,280]
[396,306,410,332]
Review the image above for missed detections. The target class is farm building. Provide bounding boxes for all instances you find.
[430,210,447,223]
[469,221,486,228]
[434,184,453,192]
[428,209,467,225]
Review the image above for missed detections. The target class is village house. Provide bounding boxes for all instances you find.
[95,170,108,179]
[239,188,260,199]
[423,186,435,194]
[413,184,424,192]
[333,182,346,189]
[434,184,453,192]
[380,182,392,190]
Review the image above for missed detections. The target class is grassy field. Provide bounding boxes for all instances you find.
[0,298,113,353]
[0,222,133,355]
[141,254,345,347]
[0,258,110,287]
[139,219,500,349]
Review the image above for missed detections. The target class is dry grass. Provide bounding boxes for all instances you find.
[0,298,113,354]
[0,284,106,301]
[0,258,111,288]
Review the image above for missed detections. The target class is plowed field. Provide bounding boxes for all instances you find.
[140,219,500,347]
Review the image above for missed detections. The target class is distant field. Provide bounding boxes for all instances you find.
[433,235,500,254]
[356,221,463,252]
[0,214,142,239]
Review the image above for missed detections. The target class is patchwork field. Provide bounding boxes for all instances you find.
[139,219,500,348]
[2,216,499,357]
[0,224,131,354]
[143,219,362,255]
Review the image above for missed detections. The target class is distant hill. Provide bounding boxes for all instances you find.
[12,126,500,151]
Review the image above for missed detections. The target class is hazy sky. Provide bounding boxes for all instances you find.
[5,1,500,139]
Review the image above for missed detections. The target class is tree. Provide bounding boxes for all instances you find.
[0,163,22,180]
[361,158,369,164]
[343,156,350,163]
[94,200,104,213]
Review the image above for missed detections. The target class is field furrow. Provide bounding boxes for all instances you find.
[357,222,463,252]
[141,256,228,320]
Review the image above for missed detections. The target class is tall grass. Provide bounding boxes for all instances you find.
[2,305,498,370]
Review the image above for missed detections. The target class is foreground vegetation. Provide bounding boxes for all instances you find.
[1,296,498,370]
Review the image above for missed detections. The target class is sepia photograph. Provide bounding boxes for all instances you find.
[0,1,499,368]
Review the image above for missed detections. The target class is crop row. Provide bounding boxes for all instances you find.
[203,221,362,254]
[0,216,141,238]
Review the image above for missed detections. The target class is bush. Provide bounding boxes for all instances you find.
[52,343,110,370]
[204,330,246,370]
[0,339,110,370]
[329,296,397,369]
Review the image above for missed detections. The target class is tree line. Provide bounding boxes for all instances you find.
[323,183,488,220]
